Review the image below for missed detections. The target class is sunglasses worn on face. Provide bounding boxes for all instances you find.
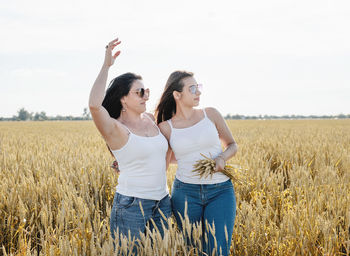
[188,84,203,94]
[130,88,150,98]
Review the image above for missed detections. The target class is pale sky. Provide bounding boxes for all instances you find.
[1,0,349,117]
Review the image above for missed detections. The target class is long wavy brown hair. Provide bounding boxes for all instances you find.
[155,71,193,124]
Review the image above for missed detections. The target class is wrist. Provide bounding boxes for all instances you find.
[217,154,226,162]
[101,64,110,70]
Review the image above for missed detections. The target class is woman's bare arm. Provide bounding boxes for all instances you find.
[206,107,238,171]
[159,121,177,170]
[89,38,122,140]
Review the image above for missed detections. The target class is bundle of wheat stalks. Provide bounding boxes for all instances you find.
[193,154,249,185]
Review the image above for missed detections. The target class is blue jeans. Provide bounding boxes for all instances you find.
[171,178,236,256]
[110,193,172,248]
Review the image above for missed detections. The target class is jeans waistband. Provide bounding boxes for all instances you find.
[116,192,169,203]
[174,177,232,188]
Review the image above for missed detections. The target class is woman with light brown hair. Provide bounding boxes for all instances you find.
[156,71,238,256]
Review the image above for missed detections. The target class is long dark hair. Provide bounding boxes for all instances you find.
[102,72,142,119]
[155,71,193,124]
[103,72,141,159]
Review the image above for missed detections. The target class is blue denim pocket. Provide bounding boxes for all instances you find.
[117,193,136,209]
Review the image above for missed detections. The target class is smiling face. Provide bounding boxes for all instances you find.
[173,76,201,108]
[122,79,149,113]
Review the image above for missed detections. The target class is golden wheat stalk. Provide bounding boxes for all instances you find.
[1,120,349,255]
[192,153,248,185]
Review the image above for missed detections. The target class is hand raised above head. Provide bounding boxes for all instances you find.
[103,38,121,67]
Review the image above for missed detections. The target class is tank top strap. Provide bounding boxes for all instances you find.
[202,108,207,118]
[167,119,173,130]
[119,122,132,135]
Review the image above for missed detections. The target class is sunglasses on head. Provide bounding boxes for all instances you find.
[188,84,203,94]
[130,88,150,98]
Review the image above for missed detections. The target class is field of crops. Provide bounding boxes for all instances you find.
[0,120,349,255]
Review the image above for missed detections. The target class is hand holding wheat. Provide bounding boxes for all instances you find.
[192,153,248,185]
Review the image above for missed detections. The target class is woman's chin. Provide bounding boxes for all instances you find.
[140,105,147,112]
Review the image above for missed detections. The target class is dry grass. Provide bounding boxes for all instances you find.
[0,120,349,255]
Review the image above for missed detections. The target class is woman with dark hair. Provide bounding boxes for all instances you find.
[88,38,172,247]
[156,71,238,256]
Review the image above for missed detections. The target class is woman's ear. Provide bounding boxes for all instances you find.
[120,95,127,105]
[173,91,181,100]
[120,96,127,111]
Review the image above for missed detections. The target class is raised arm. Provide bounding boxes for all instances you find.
[206,107,238,171]
[89,38,121,138]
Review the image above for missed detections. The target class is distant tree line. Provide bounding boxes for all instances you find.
[0,108,91,121]
[224,113,350,120]
[1,108,349,121]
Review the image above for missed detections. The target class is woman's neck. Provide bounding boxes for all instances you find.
[173,104,195,120]
[119,111,143,125]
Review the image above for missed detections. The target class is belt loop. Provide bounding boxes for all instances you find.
[153,200,160,214]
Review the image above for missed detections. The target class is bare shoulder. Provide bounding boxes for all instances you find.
[158,120,171,132]
[158,120,171,140]
[205,107,223,122]
[144,112,155,121]
[204,107,234,143]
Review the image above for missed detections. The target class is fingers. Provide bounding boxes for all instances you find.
[110,41,121,51]
[113,51,121,59]
[107,38,121,49]
[110,40,121,48]
[215,164,219,172]
[106,38,121,53]
[109,38,119,44]
[215,159,220,172]
[111,160,119,170]
[106,38,119,48]
[104,38,121,65]
[214,158,225,172]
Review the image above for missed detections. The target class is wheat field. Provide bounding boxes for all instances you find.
[0,120,349,255]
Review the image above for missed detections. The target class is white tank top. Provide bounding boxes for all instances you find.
[168,109,229,184]
[111,116,169,200]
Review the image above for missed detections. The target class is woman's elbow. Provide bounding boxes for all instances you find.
[230,142,238,154]
[89,104,100,113]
